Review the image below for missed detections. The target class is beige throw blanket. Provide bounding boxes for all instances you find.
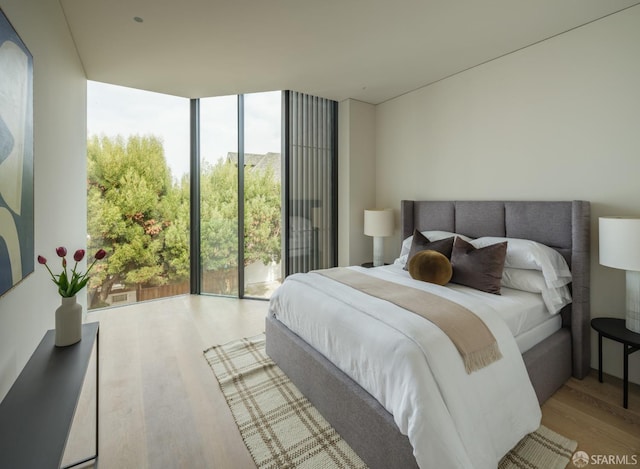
[317,268,502,373]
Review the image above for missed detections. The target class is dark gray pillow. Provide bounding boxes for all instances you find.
[450,237,507,295]
[404,230,455,270]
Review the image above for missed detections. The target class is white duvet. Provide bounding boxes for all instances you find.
[268,265,542,469]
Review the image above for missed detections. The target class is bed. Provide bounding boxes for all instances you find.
[266,200,590,469]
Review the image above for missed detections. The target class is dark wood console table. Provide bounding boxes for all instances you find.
[0,322,99,468]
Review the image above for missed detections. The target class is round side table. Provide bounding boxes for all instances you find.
[591,317,640,409]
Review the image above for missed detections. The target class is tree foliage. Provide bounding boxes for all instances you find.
[87,134,281,306]
[87,135,172,305]
[162,173,191,282]
[243,164,281,265]
[199,159,282,271]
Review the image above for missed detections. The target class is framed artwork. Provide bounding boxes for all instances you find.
[0,8,34,297]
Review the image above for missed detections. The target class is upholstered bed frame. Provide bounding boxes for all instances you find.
[266,200,590,469]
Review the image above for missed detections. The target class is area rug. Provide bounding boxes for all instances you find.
[204,334,577,469]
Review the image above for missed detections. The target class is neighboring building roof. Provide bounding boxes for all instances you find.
[226,152,281,181]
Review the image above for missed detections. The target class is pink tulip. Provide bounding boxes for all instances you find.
[38,245,107,298]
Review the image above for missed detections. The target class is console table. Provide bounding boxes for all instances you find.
[0,322,99,468]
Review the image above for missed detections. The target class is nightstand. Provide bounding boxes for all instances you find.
[591,317,640,408]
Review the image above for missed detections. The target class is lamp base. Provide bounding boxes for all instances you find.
[626,270,640,333]
[373,237,384,267]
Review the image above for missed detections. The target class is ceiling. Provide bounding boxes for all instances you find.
[59,0,640,104]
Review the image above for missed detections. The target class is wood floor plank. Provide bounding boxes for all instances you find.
[542,371,640,463]
[558,381,640,428]
[542,397,640,456]
[62,295,640,468]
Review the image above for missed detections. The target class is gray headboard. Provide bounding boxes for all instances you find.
[401,200,591,379]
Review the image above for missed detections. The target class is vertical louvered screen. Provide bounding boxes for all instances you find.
[284,91,338,276]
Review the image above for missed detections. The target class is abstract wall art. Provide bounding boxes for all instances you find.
[0,8,34,298]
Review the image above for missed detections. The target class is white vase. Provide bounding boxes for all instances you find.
[55,295,83,347]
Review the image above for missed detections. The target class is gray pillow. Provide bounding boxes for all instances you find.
[450,237,507,295]
[404,230,455,270]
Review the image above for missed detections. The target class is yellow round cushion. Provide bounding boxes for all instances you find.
[408,250,452,286]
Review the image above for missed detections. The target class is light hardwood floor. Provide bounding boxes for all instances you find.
[64,295,640,468]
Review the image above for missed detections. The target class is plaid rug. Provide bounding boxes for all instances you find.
[204,334,577,469]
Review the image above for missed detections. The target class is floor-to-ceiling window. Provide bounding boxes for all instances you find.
[86,81,190,309]
[198,91,281,299]
[88,84,334,308]
[199,95,239,296]
[243,91,282,299]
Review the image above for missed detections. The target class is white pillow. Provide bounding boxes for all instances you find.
[501,267,545,292]
[394,254,409,267]
[399,231,473,258]
[400,237,412,258]
[501,268,572,315]
[541,286,572,315]
[471,237,571,288]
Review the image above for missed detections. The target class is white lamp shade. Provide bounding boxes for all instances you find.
[364,209,394,237]
[599,217,640,271]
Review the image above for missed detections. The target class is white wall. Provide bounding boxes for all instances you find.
[338,99,376,266]
[375,6,640,384]
[0,0,87,399]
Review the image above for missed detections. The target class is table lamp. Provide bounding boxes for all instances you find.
[599,216,640,333]
[364,209,394,267]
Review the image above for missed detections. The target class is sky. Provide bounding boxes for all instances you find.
[87,81,281,179]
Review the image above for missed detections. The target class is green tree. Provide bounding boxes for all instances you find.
[200,160,238,272]
[87,134,175,307]
[87,134,282,304]
[244,165,281,265]
[199,159,281,294]
[199,159,281,268]
[162,173,190,282]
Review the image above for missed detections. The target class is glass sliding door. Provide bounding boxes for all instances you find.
[199,95,239,296]
[243,91,282,299]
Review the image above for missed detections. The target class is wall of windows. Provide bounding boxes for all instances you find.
[87,84,336,308]
[87,84,284,306]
